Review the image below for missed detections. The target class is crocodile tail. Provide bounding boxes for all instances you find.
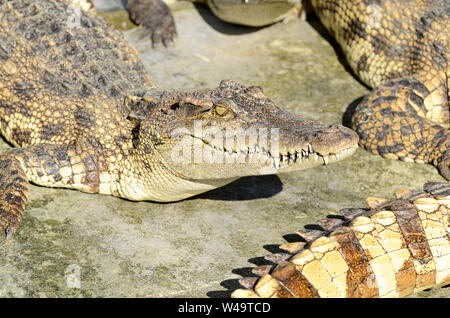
[232,182,450,298]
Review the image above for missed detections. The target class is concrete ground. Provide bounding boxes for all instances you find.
[0,1,448,298]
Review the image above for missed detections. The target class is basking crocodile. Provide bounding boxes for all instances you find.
[232,182,450,298]
[0,0,358,238]
[147,0,450,180]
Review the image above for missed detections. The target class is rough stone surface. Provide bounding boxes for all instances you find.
[0,1,447,298]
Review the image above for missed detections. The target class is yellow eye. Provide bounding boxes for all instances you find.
[215,106,227,116]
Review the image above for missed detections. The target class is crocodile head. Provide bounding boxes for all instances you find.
[129,80,358,201]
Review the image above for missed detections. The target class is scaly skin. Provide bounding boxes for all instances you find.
[0,0,358,237]
[184,0,450,179]
[310,0,449,180]
[232,182,450,298]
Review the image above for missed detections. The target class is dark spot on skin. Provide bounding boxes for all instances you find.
[41,123,65,139]
[408,79,430,96]
[400,125,414,135]
[385,143,405,154]
[63,31,72,43]
[5,193,23,205]
[0,35,15,60]
[97,75,107,87]
[81,15,95,28]
[385,71,403,81]
[81,153,99,189]
[343,17,366,44]
[55,149,71,167]
[84,135,103,152]
[361,0,381,5]
[357,53,369,72]
[417,10,437,39]
[30,43,45,56]
[80,84,92,97]
[74,107,95,128]
[143,143,153,154]
[432,130,447,144]
[35,166,44,177]
[372,95,397,107]
[114,135,130,146]
[49,22,61,34]
[12,80,34,98]
[65,42,79,55]
[82,153,98,174]
[131,123,141,149]
[370,33,386,55]
[375,129,386,141]
[11,128,31,145]
[43,159,59,176]
[0,118,8,131]
[408,91,424,106]
[109,85,120,97]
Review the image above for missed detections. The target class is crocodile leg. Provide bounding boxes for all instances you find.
[0,144,101,238]
[352,71,450,180]
[125,0,177,47]
[0,150,29,239]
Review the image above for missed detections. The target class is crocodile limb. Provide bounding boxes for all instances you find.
[0,0,358,237]
[232,182,450,298]
[178,0,450,179]
[204,0,303,27]
[75,0,177,47]
[310,0,449,180]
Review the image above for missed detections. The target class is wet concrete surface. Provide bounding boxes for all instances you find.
[0,1,447,298]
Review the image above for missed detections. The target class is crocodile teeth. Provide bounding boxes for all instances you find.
[308,144,312,153]
[323,156,329,165]
[335,153,340,160]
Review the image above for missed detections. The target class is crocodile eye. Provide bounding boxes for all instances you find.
[215,105,227,116]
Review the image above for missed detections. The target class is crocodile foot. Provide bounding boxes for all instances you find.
[0,150,29,240]
[126,0,177,48]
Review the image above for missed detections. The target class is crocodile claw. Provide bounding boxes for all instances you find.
[126,0,177,48]
[0,212,20,240]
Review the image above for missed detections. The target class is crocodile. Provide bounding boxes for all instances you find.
[0,0,358,238]
[232,181,450,298]
[145,0,449,180]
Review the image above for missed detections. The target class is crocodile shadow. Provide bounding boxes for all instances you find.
[195,174,283,201]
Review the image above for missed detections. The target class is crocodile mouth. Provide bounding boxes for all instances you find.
[163,121,359,180]
[199,140,358,172]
